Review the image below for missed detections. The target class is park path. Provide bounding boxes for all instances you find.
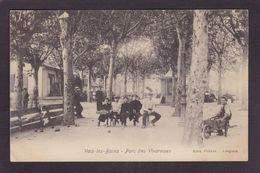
[10,102,248,161]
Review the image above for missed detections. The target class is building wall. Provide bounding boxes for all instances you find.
[10,61,61,98]
[41,67,60,97]
[160,78,173,103]
[24,66,45,97]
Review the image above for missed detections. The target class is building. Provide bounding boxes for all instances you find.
[10,61,63,99]
[159,69,174,103]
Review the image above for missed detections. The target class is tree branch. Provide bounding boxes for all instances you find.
[123,16,144,38]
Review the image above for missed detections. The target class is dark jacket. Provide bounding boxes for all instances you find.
[129,100,142,113]
[22,91,29,102]
[74,91,82,105]
[102,103,112,111]
[96,90,104,101]
[73,76,82,90]
[120,102,130,114]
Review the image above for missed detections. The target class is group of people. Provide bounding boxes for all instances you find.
[97,93,161,128]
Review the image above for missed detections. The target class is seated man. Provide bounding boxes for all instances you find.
[141,93,161,128]
[129,95,142,126]
[98,98,112,126]
[119,97,130,127]
[212,96,232,135]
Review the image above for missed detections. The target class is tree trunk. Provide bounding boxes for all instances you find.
[123,69,127,95]
[59,12,75,126]
[107,42,117,99]
[206,56,211,92]
[182,10,208,146]
[240,47,248,110]
[171,73,177,107]
[132,75,136,94]
[103,75,107,94]
[81,69,84,87]
[174,26,186,116]
[180,68,187,119]
[14,53,23,113]
[206,77,210,92]
[33,67,39,108]
[217,55,222,104]
[87,67,92,102]
[235,67,240,103]
[136,76,140,96]
[141,76,145,99]
[113,75,117,96]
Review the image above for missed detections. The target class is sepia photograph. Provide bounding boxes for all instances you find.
[9,10,248,161]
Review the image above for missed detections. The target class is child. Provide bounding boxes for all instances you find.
[111,97,122,126]
[98,98,112,126]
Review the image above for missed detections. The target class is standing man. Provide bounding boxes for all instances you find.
[74,86,84,118]
[141,93,161,128]
[73,73,83,90]
[22,88,29,109]
[96,86,104,111]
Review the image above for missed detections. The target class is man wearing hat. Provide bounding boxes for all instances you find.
[129,95,142,126]
[74,86,84,118]
[212,96,232,135]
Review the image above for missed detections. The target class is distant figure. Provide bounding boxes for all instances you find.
[22,88,29,109]
[160,96,166,104]
[74,86,84,118]
[73,73,83,90]
[141,93,161,128]
[96,88,104,111]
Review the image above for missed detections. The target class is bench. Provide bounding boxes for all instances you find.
[40,104,64,128]
[10,108,42,134]
[10,104,64,134]
[41,104,82,129]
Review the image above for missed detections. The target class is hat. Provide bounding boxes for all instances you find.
[221,96,228,101]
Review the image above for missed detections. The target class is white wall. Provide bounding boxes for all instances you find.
[10,61,60,98]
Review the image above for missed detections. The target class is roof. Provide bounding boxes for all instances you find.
[159,69,173,79]
[42,63,61,71]
[165,69,173,77]
[42,57,61,70]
